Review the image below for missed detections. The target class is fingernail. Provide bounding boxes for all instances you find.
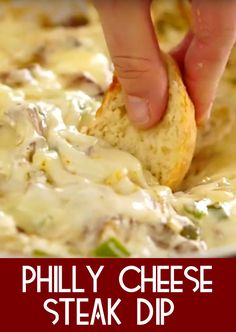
[126,96,150,126]
[205,102,213,119]
[197,102,213,126]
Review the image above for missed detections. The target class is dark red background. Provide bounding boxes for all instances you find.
[0,258,235,331]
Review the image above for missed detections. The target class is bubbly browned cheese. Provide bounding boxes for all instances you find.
[0,0,235,257]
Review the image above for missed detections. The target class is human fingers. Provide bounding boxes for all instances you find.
[93,0,168,128]
[184,0,236,122]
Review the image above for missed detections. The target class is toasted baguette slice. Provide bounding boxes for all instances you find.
[88,54,196,190]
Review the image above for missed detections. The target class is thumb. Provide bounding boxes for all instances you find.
[94,0,168,128]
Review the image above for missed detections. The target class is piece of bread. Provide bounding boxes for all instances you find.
[88,54,196,190]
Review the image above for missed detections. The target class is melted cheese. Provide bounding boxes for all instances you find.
[0,0,235,257]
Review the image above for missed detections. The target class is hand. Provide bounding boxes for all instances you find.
[93,0,236,128]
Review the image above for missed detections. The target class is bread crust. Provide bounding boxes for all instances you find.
[89,54,196,190]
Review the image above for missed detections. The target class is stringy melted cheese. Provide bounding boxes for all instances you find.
[0,0,235,257]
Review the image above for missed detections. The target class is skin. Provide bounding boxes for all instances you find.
[93,0,236,128]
